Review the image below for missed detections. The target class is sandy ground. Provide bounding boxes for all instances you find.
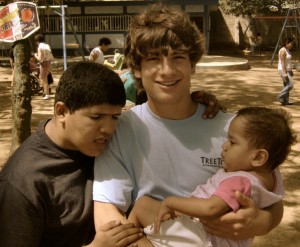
[0,53,299,246]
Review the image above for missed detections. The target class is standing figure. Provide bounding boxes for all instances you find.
[34,34,54,100]
[278,37,294,106]
[251,32,262,55]
[89,37,111,64]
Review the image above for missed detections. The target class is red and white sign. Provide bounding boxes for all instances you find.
[0,2,40,42]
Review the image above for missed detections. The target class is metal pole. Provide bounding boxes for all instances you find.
[61,5,67,70]
[38,5,68,70]
[271,9,291,65]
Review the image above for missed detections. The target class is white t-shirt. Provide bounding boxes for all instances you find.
[89,47,104,64]
[93,103,235,212]
[38,42,53,62]
[278,47,292,71]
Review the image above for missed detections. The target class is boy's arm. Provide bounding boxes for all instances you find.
[35,48,42,61]
[94,201,128,227]
[202,191,283,239]
[92,201,144,246]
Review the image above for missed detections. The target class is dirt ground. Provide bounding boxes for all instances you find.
[0,52,299,246]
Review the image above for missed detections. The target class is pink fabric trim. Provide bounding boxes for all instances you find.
[213,176,251,211]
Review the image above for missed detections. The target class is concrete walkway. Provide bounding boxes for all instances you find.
[197,55,250,70]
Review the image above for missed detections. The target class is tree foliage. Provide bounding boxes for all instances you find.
[219,0,300,16]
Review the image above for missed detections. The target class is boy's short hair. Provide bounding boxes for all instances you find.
[34,34,44,43]
[124,3,205,90]
[237,107,297,170]
[55,61,126,113]
[99,37,112,46]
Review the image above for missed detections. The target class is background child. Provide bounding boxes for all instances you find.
[129,106,297,247]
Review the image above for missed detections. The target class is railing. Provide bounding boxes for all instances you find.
[42,15,132,33]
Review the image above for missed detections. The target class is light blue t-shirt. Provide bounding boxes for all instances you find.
[120,71,136,103]
[93,103,234,212]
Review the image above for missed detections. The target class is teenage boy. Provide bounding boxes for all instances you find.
[93,4,284,246]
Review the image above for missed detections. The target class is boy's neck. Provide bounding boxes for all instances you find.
[147,97,198,120]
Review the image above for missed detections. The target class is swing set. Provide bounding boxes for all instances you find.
[243,7,300,64]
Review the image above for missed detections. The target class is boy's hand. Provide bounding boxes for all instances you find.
[201,191,260,240]
[191,91,227,119]
[88,220,143,247]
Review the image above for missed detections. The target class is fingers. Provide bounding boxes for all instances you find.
[191,90,205,100]
[234,191,255,208]
[191,91,227,119]
[154,219,161,233]
[98,220,122,231]
[113,225,143,246]
[94,221,143,247]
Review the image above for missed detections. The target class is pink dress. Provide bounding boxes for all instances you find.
[145,168,283,247]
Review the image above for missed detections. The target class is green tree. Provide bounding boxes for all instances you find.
[219,0,300,16]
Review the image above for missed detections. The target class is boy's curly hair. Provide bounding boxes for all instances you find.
[124,3,205,90]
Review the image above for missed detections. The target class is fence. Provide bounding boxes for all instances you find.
[42,14,132,33]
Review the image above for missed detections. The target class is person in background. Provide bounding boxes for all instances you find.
[93,4,284,247]
[113,49,122,64]
[278,37,294,106]
[34,34,54,100]
[251,32,262,55]
[29,54,38,74]
[89,37,111,64]
[129,106,296,247]
[104,48,123,70]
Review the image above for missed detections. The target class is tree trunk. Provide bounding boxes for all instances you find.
[10,38,32,154]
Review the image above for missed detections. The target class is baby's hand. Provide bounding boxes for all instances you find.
[154,203,176,232]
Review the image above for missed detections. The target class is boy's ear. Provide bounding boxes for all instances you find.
[54,102,69,123]
[134,69,142,79]
[252,149,269,167]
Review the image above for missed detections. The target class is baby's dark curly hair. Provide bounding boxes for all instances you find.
[236,106,297,170]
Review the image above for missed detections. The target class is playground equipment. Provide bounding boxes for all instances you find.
[270,7,300,64]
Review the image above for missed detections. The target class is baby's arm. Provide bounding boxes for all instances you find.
[155,195,230,231]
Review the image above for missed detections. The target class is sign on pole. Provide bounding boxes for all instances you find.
[0,2,40,42]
